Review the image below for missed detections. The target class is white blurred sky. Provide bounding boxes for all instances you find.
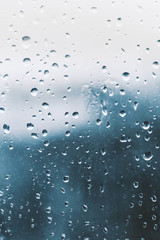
[0,0,160,137]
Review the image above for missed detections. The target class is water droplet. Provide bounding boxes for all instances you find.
[22,36,31,41]
[72,112,79,118]
[133,181,139,188]
[102,65,107,72]
[23,58,31,65]
[65,130,70,137]
[46,206,51,214]
[102,106,107,116]
[63,176,69,183]
[143,151,153,161]
[157,40,160,47]
[26,123,34,130]
[0,190,4,197]
[42,129,48,137]
[30,88,38,96]
[151,195,157,202]
[103,227,108,234]
[82,204,88,212]
[141,121,150,130]
[119,110,126,117]
[96,119,101,125]
[122,72,130,81]
[0,107,5,113]
[133,101,138,110]
[52,63,59,69]
[3,124,10,134]
[153,61,159,69]
[120,89,125,95]
[31,133,38,139]
[42,102,49,109]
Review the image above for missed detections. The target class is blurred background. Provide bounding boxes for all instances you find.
[0,0,160,239]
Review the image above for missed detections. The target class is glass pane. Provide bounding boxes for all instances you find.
[0,0,159,239]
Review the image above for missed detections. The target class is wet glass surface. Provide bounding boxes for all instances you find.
[0,1,160,239]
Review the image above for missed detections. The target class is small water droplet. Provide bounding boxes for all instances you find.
[46,206,51,214]
[0,190,4,197]
[82,204,88,212]
[63,176,69,183]
[96,119,101,125]
[119,110,126,117]
[103,227,108,234]
[133,101,138,110]
[120,89,125,95]
[52,63,59,69]
[30,88,38,96]
[42,102,49,109]
[133,181,139,188]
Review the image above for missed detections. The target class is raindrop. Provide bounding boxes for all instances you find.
[65,130,70,137]
[122,72,130,81]
[42,102,49,109]
[31,133,38,139]
[141,121,150,130]
[23,58,31,64]
[96,119,101,125]
[3,124,10,134]
[26,123,34,130]
[133,181,139,188]
[119,110,126,117]
[72,112,79,118]
[22,36,31,41]
[143,151,153,161]
[30,88,38,96]
[42,129,48,137]
[0,190,4,197]
[103,227,108,234]
[133,102,138,110]
[82,204,88,212]
[153,61,159,69]
[0,107,5,113]
[63,176,69,183]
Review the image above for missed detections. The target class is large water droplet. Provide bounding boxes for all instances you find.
[3,124,10,134]
[42,102,49,109]
[141,121,150,130]
[26,123,34,130]
[143,151,153,161]
[0,107,5,113]
[153,61,159,69]
[122,72,130,81]
[22,36,31,41]
[72,112,79,118]
[30,88,38,96]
